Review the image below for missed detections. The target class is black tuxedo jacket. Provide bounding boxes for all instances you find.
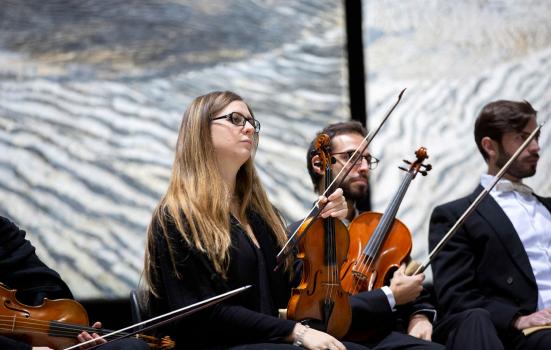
[428,185,551,333]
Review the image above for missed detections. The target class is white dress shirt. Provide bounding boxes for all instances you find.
[481,174,551,310]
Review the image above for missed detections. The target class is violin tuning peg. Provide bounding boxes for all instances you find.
[423,164,433,171]
[420,170,428,176]
[403,159,412,165]
[398,166,408,172]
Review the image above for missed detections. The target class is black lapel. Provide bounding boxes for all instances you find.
[535,194,551,214]
[470,185,536,285]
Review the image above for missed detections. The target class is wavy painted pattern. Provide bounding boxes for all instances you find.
[0,0,347,298]
[364,0,551,279]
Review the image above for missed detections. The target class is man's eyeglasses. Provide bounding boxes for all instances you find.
[210,112,261,133]
[331,150,379,170]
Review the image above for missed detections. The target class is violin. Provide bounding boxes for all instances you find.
[0,283,174,349]
[276,89,406,269]
[340,147,431,295]
[286,134,352,339]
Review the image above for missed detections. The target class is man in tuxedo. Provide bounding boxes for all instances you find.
[294,121,441,349]
[0,215,148,350]
[429,100,551,349]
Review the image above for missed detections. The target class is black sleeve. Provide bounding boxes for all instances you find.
[350,289,391,321]
[0,335,32,350]
[429,204,521,331]
[0,216,72,305]
[349,288,398,335]
[150,220,296,344]
[394,286,437,327]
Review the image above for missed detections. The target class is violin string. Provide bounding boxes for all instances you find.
[348,218,392,294]
[349,220,381,294]
[0,319,160,347]
[350,253,370,294]
[0,325,75,338]
[332,222,338,299]
[362,170,414,276]
[0,317,131,338]
[324,166,335,304]
[349,162,419,294]
[0,326,140,345]
[329,218,337,303]
[352,217,387,292]
[0,323,82,338]
[0,316,93,332]
[324,220,331,303]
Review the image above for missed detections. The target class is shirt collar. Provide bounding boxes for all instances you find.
[480,174,533,195]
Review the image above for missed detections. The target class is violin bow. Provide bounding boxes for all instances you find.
[275,88,406,270]
[63,285,251,350]
[414,122,544,275]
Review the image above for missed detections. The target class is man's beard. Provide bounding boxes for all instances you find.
[341,178,369,202]
[495,143,538,179]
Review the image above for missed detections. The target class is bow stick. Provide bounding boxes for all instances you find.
[63,285,251,350]
[275,89,406,270]
[414,122,544,275]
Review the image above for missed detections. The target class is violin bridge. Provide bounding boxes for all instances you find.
[368,271,377,291]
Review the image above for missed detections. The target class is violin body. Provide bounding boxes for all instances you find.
[0,283,175,349]
[286,133,354,338]
[287,217,352,339]
[0,283,89,349]
[340,147,430,296]
[340,212,412,294]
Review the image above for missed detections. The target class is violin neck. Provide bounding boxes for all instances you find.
[323,217,337,266]
[323,164,338,267]
[363,171,414,257]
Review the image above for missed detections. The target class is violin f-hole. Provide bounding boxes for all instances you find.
[4,299,31,318]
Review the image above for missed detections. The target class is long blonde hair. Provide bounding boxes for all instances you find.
[144,91,289,296]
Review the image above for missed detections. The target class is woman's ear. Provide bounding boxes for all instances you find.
[311,155,324,175]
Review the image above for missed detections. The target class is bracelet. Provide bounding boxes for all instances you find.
[292,324,310,347]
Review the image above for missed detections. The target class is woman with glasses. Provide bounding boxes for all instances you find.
[143,91,369,350]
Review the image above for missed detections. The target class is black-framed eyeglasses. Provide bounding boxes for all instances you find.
[331,150,379,170]
[210,112,261,133]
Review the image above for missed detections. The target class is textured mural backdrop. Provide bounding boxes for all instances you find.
[0,0,348,298]
[2,0,549,299]
[363,0,551,279]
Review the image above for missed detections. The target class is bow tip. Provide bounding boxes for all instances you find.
[398,88,407,99]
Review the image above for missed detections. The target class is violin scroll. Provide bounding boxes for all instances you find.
[398,147,432,177]
[312,133,333,168]
[136,334,176,349]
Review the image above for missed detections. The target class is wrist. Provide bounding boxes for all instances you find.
[410,314,428,321]
[381,285,397,309]
[513,315,524,330]
[292,323,310,347]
